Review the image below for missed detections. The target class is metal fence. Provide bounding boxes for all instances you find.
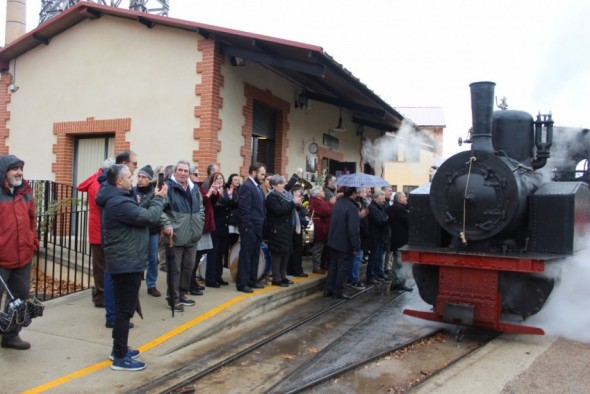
[30,180,92,301]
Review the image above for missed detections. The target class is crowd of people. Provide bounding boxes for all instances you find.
[0,151,411,372]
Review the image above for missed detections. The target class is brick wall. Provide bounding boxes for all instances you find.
[194,37,224,170]
[317,146,344,175]
[52,117,131,186]
[0,71,13,155]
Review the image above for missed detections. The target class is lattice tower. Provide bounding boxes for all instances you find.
[39,0,169,24]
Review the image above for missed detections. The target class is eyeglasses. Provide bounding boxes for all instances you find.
[193,172,199,176]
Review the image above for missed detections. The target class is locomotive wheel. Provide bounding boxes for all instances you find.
[500,273,555,318]
[412,264,439,306]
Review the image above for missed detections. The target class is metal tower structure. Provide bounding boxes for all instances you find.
[39,1,169,24]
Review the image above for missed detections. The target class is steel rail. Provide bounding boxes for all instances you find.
[143,285,377,394]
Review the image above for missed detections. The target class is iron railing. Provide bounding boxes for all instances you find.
[30,180,92,300]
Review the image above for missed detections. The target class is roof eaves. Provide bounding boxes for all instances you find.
[318,50,404,122]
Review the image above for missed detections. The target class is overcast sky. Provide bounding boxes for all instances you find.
[1,0,588,157]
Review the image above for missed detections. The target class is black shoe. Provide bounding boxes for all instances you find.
[367,278,380,285]
[333,294,351,300]
[106,321,134,329]
[294,273,309,277]
[271,281,289,287]
[251,282,265,289]
[178,295,196,306]
[217,279,229,286]
[206,282,221,288]
[192,283,205,291]
[189,289,204,296]
[392,284,413,292]
[238,286,253,293]
[324,290,333,297]
[1,336,31,350]
[281,279,294,285]
[94,303,105,308]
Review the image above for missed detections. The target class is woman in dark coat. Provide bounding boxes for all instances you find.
[264,175,302,286]
[224,174,241,267]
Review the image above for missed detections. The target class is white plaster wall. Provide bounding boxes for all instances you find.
[219,60,366,177]
[6,16,202,180]
[6,14,407,183]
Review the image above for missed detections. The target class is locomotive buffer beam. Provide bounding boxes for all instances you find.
[402,248,553,335]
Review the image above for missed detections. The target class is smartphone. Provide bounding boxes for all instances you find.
[157,173,164,190]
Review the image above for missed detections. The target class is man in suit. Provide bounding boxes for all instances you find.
[236,162,267,293]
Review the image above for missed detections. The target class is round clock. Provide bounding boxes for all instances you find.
[308,142,319,154]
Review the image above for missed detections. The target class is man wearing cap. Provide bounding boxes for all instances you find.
[134,165,162,297]
[0,154,39,350]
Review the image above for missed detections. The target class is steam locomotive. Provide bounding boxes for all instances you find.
[402,81,590,335]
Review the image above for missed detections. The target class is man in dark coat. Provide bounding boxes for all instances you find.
[367,189,390,284]
[0,155,39,350]
[388,191,412,291]
[134,164,162,297]
[236,162,267,293]
[326,186,360,299]
[96,164,167,370]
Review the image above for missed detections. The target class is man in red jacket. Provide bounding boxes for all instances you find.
[78,158,115,308]
[0,154,39,350]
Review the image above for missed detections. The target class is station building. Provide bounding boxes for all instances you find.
[0,2,441,188]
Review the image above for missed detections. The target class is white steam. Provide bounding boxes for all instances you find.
[539,126,590,182]
[362,120,438,175]
[527,249,590,343]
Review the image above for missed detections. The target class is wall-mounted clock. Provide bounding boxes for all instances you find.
[308,142,319,154]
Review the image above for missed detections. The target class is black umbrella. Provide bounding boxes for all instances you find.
[165,233,176,317]
[135,299,143,320]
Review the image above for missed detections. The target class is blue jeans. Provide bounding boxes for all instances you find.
[104,269,115,324]
[349,250,363,284]
[367,241,386,279]
[146,233,160,289]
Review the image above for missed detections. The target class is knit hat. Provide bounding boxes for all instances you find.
[138,165,154,180]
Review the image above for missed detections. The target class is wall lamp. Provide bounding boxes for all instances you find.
[295,89,308,109]
[230,56,246,66]
[330,108,346,132]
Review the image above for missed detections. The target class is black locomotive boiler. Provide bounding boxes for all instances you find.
[402,81,590,335]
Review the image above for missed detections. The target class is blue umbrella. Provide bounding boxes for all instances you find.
[334,173,390,188]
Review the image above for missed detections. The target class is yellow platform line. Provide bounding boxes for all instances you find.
[21,277,312,394]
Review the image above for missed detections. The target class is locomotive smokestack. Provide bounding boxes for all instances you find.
[4,0,27,45]
[470,81,496,153]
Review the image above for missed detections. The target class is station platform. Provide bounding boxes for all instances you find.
[3,258,325,394]
[3,257,589,393]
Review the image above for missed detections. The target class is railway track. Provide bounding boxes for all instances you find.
[129,284,446,393]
